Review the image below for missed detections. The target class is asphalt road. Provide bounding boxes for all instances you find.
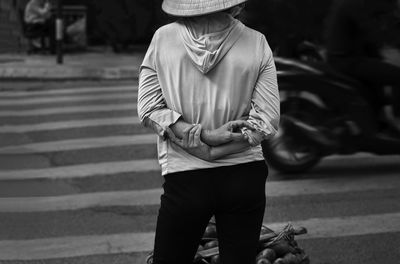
[0,80,399,264]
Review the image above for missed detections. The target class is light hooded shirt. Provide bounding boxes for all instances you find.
[138,13,280,176]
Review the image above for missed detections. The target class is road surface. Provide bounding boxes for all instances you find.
[0,80,399,264]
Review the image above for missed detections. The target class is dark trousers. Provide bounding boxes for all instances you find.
[328,56,400,116]
[26,20,53,37]
[26,20,55,52]
[153,161,268,264]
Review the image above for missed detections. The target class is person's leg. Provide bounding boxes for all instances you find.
[356,59,400,131]
[330,57,400,131]
[215,161,268,264]
[350,58,400,119]
[327,56,385,126]
[43,18,56,52]
[153,169,214,264]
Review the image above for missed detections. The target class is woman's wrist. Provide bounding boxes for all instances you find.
[208,146,217,160]
[209,141,250,160]
[200,129,213,145]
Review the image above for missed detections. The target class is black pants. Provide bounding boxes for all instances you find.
[26,20,55,52]
[153,161,268,264]
[26,20,53,37]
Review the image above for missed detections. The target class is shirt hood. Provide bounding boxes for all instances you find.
[178,13,245,74]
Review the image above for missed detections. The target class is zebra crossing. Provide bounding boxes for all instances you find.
[2,212,400,261]
[0,83,399,263]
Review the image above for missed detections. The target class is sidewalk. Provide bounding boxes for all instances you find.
[0,47,145,81]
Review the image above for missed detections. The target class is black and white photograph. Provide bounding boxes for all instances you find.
[0,0,400,263]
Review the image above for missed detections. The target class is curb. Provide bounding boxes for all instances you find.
[0,50,145,81]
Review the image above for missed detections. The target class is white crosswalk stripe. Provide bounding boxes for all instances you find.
[0,155,387,181]
[0,189,163,213]
[0,159,159,181]
[1,83,399,263]
[0,92,137,106]
[0,116,140,132]
[0,103,137,117]
[0,134,156,154]
[1,213,400,260]
[0,85,137,98]
[0,174,399,212]
[0,173,400,212]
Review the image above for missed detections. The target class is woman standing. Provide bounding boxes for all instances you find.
[138,0,280,263]
[24,0,53,48]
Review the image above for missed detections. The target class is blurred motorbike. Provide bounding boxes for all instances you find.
[262,44,400,173]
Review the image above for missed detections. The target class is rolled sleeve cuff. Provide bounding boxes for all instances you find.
[247,116,279,140]
[149,108,182,135]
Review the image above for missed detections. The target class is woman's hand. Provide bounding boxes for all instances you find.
[202,120,255,146]
[241,128,264,147]
[166,125,214,161]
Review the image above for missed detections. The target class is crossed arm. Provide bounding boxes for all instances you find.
[143,116,259,161]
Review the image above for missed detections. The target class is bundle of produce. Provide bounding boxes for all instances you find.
[146,221,309,264]
[255,224,310,264]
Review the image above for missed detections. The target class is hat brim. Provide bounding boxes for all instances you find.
[162,0,247,17]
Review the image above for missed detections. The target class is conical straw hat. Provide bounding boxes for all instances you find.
[162,0,247,17]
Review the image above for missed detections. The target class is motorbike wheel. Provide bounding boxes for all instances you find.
[262,98,323,173]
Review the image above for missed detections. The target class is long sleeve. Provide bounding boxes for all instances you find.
[246,35,280,140]
[137,31,182,138]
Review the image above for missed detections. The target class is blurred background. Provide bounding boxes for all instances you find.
[1,1,400,264]
[0,0,328,54]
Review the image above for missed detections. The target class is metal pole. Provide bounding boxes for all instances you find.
[56,0,63,64]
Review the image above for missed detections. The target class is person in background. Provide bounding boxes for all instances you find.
[325,0,400,132]
[137,0,280,263]
[24,0,53,48]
